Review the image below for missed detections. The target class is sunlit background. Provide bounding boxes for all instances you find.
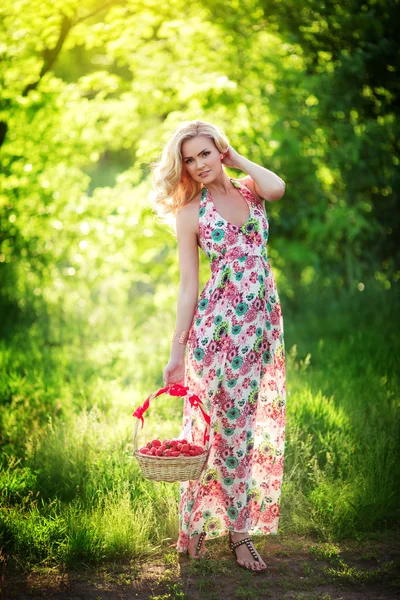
[0,0,399,570]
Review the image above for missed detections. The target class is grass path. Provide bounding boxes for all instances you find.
[2,534,399,600]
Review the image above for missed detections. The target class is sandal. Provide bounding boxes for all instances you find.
[186,531,210,560]
[229,531,267,572]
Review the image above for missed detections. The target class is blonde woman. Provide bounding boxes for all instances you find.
[151,120,287,572]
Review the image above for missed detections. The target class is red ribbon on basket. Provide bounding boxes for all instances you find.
[132,383,211,444]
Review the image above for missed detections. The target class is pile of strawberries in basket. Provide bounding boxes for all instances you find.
[139,438,204,457]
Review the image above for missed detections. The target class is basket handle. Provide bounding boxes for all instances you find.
[132,383,211,452]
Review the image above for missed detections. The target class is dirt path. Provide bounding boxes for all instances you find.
[2,534,400,600]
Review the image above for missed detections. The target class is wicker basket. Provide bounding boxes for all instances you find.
[132,384,210,483]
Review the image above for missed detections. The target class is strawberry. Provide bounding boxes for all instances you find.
[146,441,152,449]
[164,449,173,457]
[156,449,164,456]
[160,444,167,452]
[140,448,149,454]
[170,451,180,457]
[151,439,161,447]
[181,444,190,453]
[176,444,182,451]
[179,439,188,444]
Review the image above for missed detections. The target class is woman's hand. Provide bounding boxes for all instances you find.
[163,357,185,386]
[221,144,244,169]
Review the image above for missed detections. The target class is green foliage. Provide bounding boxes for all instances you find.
[1,0,398,337]
[280,282,400,537]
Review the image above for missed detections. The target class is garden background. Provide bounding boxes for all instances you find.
[0,0,399,583]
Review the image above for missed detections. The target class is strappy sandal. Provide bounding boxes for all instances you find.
[186,531,210,560]
[229,531,267,572]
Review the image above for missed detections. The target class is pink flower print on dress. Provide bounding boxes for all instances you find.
[220,336,231,353]
[225,281,238,301]
[241,279,253,294]
[271,460,284,476]
[205,300,217,315]
[202,224,213,239]
[234,384,244,397]
[211,287,223,303]
[234,412,245,427]
[250,272,258,283]
[247,325,256,337]
[245,256,257,269]
[237,330,248,346]
[231,435,244,451]
[225,231,237,246]
[197,324,207,338]
[270,503,280,517]
[260,510,276,524]
[203,352,214,367]
[231,483,242,497]
[270,309,280,325]
[233,262,242,273]
[232,292,242,308]
[244,307,258,323]
[230,246,243,261]
[235,517,246,530]
[239,359,252,376]
[235,465,246,479]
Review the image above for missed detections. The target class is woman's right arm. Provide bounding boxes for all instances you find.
[163,202,199,384]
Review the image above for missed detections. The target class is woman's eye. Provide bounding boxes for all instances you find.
[203,152,210,156]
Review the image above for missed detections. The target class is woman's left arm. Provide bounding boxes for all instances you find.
[222,146,286,202]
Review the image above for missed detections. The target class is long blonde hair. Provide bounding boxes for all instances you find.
[150,120,230,228]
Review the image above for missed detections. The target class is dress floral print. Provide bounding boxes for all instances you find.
[176,177,286,552]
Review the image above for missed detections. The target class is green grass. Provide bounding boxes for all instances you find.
[0,279,399,569]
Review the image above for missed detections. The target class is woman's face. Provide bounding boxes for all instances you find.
[181,135,222,183]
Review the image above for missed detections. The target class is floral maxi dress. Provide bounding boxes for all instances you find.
[176,177,286,552]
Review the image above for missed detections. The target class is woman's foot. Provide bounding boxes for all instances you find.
[187,532,208,559]
[230,531,267,571]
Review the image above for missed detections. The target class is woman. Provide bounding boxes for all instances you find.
[151,120,286,572]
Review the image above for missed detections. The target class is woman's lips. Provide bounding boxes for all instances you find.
[199,170,211,178]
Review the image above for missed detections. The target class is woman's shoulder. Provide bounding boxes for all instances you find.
[176,192,202,233]
[177,191,202,217]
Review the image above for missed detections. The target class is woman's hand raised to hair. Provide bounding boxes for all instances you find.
[221,144,243,169]
[163,357,185,386]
